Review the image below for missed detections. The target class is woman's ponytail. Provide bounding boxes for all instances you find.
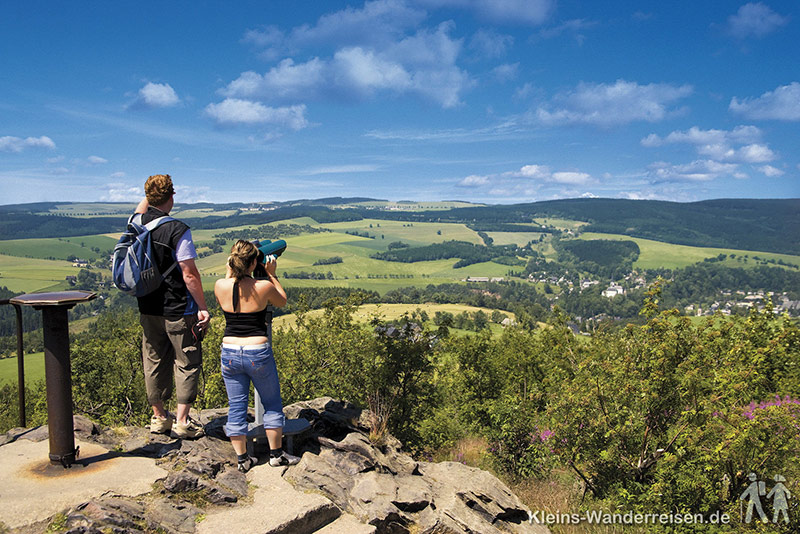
[228,240,258,280]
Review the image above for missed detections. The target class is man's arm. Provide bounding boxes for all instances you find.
[179,258,210,328]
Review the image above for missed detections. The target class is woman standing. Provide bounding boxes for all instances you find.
[214,240,299,472]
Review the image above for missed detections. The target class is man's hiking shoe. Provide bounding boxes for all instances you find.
[150,413,173,434]
[269,451,301,467]
[238,456,257,473]
[174,417,205,439]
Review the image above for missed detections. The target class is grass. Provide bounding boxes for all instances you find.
[274,302,514,334]
[0,254,83,293]
[533,218,589,231]
[195,220,516,294]
[3,215,798,299]
[486,232,547,246]
[0,235,117,261]
[40,203,134,217]
[320,219,483,247]
[578,232,800,270]
[0,352,45,386]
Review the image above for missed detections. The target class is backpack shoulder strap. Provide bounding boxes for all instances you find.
[144,215,176,231]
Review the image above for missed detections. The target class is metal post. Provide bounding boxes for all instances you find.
[11,291,96,468]
[41,305,77,466]
[15,304,25,427]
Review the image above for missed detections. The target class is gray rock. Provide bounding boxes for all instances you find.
[284,398,543,534]
[62,497,148,533]
[163,471,201,493]
[214,465,249,498]
[2,425,49,443]
[145,499,202,533]
[73,414,99,436]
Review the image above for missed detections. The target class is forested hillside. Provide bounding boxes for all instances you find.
[2,198,797,256]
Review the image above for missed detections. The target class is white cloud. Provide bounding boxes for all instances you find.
[87,155,108,165]
[102,183,142,202]
[551,171,592,184]
[333,47,412,94]
[518,164,550,179]
[131,82,180,109]
[727,2,789,39]
[641,125,762,147]
[110,172,126,179]
[225,22,471,109]
[534,80,693,126]
[641,125,775,163]
[459,163,593,188]
[759,164,784,177]
[729,82,800,120]
[649,160,740,182]
[737,144,775,163]
[537,18,597,43]
[299,164,380,175]
[469,29,513,58]
[0,135,56,153]
[491,63,518,83]
[243,0,427,59]
[221,59,326,101]
[205,99,309,130]
[580,192,598,198]
[458,174,491,187]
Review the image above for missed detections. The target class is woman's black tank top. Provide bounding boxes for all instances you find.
[222,280,268,337]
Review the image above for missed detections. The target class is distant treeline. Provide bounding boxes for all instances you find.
[313,256,343,266]
[371,240,520,268]
[213,223,329,241]
[555,239,640,279]
[661,263,800,303]
[0,213,126,240]
[466,223,557,233]
[2,198,798,256]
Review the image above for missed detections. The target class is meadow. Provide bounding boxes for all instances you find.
[273,302,513,334]
[0,254,80,293]
[0,235,118,261]
[2,211,798,298]
[578,232,800,270]
[0,352,44,386]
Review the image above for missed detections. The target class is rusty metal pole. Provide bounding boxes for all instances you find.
[15,304,25,427]
[10,291,96,468]
[41,305,76,466]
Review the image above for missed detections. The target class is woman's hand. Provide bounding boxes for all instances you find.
[265,254,278,277]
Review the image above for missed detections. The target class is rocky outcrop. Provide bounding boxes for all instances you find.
[284,397,545,534]
[2,402,546,534]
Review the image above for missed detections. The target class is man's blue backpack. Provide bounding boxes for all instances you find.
[112,213,178,297]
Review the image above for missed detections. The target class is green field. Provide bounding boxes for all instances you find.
[195,218,512,293]
[578,232,800,270]
[0,352,45,386]
[0,254,82,293]
[3,214,798,298]
[274,302,514,335]
[0,235,117,261]
[485,232,546,247]
[40,203,134,217]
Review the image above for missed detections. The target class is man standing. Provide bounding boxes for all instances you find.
[135,174,209,438]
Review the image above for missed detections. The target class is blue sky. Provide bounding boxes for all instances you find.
[1,0,799,205]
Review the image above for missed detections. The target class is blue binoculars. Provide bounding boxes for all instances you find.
[253,239,287,261]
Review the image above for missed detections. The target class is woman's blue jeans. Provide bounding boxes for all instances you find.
[220,343,285,437]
